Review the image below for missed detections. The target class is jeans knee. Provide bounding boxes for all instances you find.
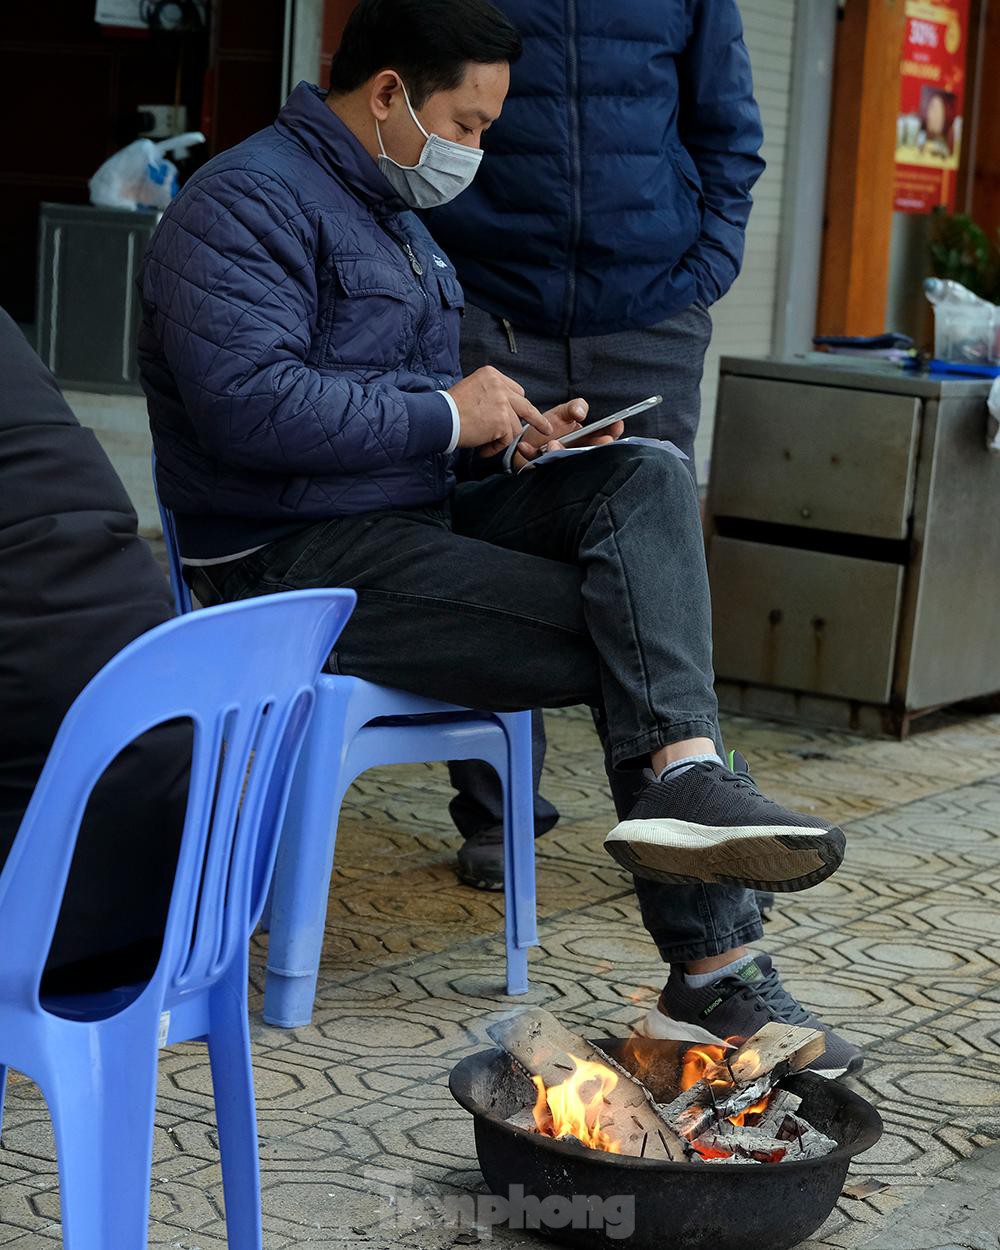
[612,442,696,497]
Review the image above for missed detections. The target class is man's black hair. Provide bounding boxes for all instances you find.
[328,0,522,107]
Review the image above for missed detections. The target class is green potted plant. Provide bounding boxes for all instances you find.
[928,208,1000,303]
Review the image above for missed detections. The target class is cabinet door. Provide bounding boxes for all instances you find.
[709,538,904,703]
[38,212,156,390]
[709,376,919,539]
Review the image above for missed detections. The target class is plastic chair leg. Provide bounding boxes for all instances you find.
[46,1027,158,1250]
[257,878,274,935]
[501,715,538,997]
[264,702,347,1028]
[209,956,263,1250]
[505,946,530,997]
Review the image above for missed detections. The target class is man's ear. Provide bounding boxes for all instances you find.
[369,71,401,121]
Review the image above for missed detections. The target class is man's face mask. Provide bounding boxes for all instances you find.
[376,79,484,210]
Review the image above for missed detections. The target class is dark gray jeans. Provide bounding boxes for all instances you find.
[451,300,713,841]
[193,443,763,962]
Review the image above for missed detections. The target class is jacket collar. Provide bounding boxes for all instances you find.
[273,82,407,216]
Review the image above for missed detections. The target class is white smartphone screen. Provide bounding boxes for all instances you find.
[555,395,663,447]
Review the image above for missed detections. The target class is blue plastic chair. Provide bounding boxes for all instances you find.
[0,589,356,1249]
[152,460,538,1027]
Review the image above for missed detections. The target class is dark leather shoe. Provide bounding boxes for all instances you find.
[456,827,504,891]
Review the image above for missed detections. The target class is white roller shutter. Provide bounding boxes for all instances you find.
[696,0,798,479]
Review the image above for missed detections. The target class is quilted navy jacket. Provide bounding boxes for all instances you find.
[139,83,464,561]
[425,0,765,337]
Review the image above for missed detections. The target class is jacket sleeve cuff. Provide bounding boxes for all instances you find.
[437,390,461,454]
[403,390,459,457]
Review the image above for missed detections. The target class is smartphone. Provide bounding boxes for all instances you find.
[555,395,663,448]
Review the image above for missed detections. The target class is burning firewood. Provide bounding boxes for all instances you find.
[690,1115,837,1165]
[487,1009,686,1161]
[489,1013,837,1168]
[706,1022,827,1084]
[660,1023,827,1148]
[683,1090,837,1163]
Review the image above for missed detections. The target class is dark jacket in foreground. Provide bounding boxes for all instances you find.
[139,83,465,561]
[426,0,765,337]
[0,308,188,987]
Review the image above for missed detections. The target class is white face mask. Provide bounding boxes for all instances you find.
[376,80,484,210]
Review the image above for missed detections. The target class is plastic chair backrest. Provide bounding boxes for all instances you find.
[0,590,355,1008]
[151,451,194,615]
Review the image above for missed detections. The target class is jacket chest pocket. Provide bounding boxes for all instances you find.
[436,269,465,368]
[322,255,417,369]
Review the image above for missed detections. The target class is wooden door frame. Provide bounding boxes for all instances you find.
[816,0,907,337]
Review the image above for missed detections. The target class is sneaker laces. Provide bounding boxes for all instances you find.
[714,966,812,1026]
[716,768,767,797]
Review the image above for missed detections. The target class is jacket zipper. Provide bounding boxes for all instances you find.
[401,241,424,278]
[382,220,448,492]
[382,221,432,372]
[563,0,583,338]
[501,317,518,354]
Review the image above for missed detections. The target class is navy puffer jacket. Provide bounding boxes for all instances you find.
[426,0,765,337]
[139,84,464,561]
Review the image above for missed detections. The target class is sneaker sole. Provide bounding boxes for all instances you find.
[603,819,845,893]
[636,1005,864,1079]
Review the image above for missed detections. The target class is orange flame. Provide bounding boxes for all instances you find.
[679,1040,774,1135]
[680,1043,734,1092]
[531,1054,623,1154]
[728,1093,771,1128]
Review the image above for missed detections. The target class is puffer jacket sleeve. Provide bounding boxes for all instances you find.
[677,0,765,307]
[144,169,454,475]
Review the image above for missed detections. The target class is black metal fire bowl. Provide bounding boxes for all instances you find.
[450,1037,883,1250]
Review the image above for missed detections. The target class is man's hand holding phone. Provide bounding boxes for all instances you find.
[511,394,664,471]
[446,368,651,472]
[510,398,626,471]
[447,367,554,453]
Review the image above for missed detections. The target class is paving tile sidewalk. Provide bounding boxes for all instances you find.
[1,704,999,1249]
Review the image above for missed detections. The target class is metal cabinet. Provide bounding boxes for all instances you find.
[36,203,160,395]
[705,356,1000,735]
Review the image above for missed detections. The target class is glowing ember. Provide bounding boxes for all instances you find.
[689,1141,733,1161]
[531,1054,623,1153]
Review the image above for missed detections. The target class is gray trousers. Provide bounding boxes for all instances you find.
[449,301,714,841]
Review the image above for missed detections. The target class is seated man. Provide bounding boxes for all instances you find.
[139,0,860,1073]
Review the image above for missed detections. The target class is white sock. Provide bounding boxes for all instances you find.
[656,751,724,783]
[684,953,755,989]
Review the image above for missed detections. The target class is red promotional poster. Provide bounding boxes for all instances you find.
[893,0,969,214]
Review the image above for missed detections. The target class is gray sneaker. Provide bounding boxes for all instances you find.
[604,760,845,893]
[636,954,863,1080]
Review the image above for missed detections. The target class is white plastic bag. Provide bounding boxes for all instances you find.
[988,378,1000,455]
[924,278,1000,365]
[88,132,205,212]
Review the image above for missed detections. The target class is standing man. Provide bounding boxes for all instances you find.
[426,0,765,890]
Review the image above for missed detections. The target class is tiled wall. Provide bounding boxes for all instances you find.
[697,0,797,481]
